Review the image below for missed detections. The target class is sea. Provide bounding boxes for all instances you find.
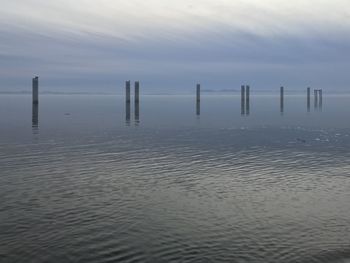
[0,93,349,262]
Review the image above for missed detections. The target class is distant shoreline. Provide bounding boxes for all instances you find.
[1,90,350,95]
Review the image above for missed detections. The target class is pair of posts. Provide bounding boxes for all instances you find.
[125,81,140,124]
[241,85,250,115]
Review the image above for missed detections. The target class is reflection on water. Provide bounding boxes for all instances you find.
[32,103,39,133]
[135,101,140,125]
[1,94,350,263]
[125,101,131,125]
[196,101,200,116]
[126,100,140,125]
[314,89,323,111]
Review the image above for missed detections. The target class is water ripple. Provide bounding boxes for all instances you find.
[1,127,350,262]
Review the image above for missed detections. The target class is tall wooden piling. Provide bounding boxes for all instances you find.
[319,89,323,109]
[135,81,140,104]
[126,81,131,103]
[32,76,39,104]
[196,84,200,102]
[246,85,250,115]
[196,84,201,116]
[134,81,140,123]
[280,86,284,113]
[314,89,318,109]
[241,85,245,115]
[125,81,131,124]
[307,87,311,112]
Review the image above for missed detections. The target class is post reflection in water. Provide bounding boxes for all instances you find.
[196,101,200,117]
[314,89,323,111]
[135,101,140,125]
[121,90,325,124]
[125,101,131,125]
[32,103,39,133]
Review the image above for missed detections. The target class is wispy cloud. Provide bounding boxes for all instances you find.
[1,0,350,91]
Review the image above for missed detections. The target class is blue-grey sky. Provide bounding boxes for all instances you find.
[1,0,350,92]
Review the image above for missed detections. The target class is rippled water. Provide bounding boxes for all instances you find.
[1,94,350,263]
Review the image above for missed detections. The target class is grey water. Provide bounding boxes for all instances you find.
[0,93,350,263]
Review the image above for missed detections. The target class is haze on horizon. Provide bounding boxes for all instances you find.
[1,0,350,93]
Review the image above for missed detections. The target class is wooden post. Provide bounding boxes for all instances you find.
[135,81,140,124]
[241,85,245,115]
[196,84,200,102]
[246,85,250,115]
[135,81,139,104]
[126,81,131,103]
[314,89,318,109]
[307,87,311,112]
[125,81,131,125]
[196,84,200,116]
[280,86,284,113]
[32,76,39,104]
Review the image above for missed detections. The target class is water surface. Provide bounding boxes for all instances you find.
[0,94,350,262]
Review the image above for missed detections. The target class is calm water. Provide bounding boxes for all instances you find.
[0,93,350,263]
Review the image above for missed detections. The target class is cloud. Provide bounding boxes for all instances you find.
[2,0,350,38]
[1,0,350,91]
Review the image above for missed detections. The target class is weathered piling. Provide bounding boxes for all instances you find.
[314,89,318,109]
[307,87,311,112]
[280,86,284,113]
[196,84,201,102]
[126,81,131,103]
[134,81,140,124]
[196,84,200,116]
[246,85,250,115]
[319,89,323,109]
[135,81,140,104]
[32,76,39,104]
[241,85,245,115]
[125,81,131,124]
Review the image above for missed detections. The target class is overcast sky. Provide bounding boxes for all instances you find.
[1,0,350,92]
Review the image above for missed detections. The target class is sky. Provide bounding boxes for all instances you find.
[1,0,350,93]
